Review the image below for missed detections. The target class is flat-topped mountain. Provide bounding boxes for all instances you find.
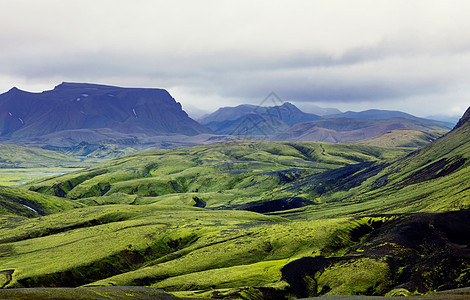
[0,82,210,139]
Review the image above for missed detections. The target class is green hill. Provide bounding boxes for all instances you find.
[356,129,446,148]
[24,141,409,210]
[0,186,81,218]
[281,108,470,220]
[1,109,470,298]
[0,143,106,186]
[0,143,92,168]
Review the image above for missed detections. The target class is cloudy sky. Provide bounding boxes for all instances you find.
[1,1,469,118]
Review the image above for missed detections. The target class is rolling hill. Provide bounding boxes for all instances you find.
[356,129,446,148]
[277,107,470,220]
[23,141,409,209]
[0,107,469,298]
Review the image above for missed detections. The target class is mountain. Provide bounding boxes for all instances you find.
[273,117,451,143]
[425,114,460,126]
[353,106,470,212]
[198,104,260,124]
[324,108,456,128]
[324,109,421,120]
[2,108,470,297]
[355,129,446,148]
[200,102,322,135]
[0,82,210,140]
[297,104,342,116]
[280,106,470,219]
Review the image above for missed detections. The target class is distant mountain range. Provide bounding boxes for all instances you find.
[200,102,451,141]
[0,82,210,140]
[323,109,456,128]
[272,117,449,143]
[199,102,323,135]
[0,83,454,155]
[325,109,422,120]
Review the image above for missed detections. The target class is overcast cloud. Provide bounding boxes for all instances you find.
[1,0,470,117]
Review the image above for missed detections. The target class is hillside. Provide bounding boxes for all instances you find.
[278,107,470,219]
[355,129,446,148]
[0,143,104,186]
[0,144,92,168]
[0,108,469,298]
[24,141,409,210]
[0,186,81,218]
[0,83,210,140]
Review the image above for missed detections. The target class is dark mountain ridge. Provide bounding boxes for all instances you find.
[0,82,210,139]
[200,102,323,135]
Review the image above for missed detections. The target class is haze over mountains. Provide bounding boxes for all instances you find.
[0,82,469,298]
[0,83,452,156]
[0,104,469,298]
[199,103,323,135]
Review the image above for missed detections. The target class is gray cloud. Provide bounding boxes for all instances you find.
[1,0,470,117]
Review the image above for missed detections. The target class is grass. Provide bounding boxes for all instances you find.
[0,143,102,168]
[0,200,368,298]
[0,286,179,299]
[316,258,391,295]
[0,186,81,217]
[356,129,446,148]
[1,122,470,298]
[0,167,82,186]
[23,141,411,210]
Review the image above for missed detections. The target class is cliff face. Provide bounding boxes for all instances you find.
[0,82,210,138]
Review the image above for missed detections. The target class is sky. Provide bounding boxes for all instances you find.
[1,0,470,118]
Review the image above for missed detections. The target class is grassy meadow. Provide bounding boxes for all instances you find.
[1,125,470,299]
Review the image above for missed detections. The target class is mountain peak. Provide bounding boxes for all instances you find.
[7,87,23,93]
[453,107,470,130]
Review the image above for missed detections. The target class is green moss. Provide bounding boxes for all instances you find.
[152,259,287,291]
[316,258,391,296]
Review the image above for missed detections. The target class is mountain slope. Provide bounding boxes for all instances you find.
[0,186,81,217]
[1,109,470,297]
[200,102,322,135]
[0,143,93,168]
[0,83,210,139]
[325,109,421,120]
[278,107,470,220]
[355,129,446,148]
[273,117,450,143]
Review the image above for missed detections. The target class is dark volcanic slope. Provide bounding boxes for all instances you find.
[0,82,210,138]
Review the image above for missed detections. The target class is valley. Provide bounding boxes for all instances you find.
[0,83,468,299]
